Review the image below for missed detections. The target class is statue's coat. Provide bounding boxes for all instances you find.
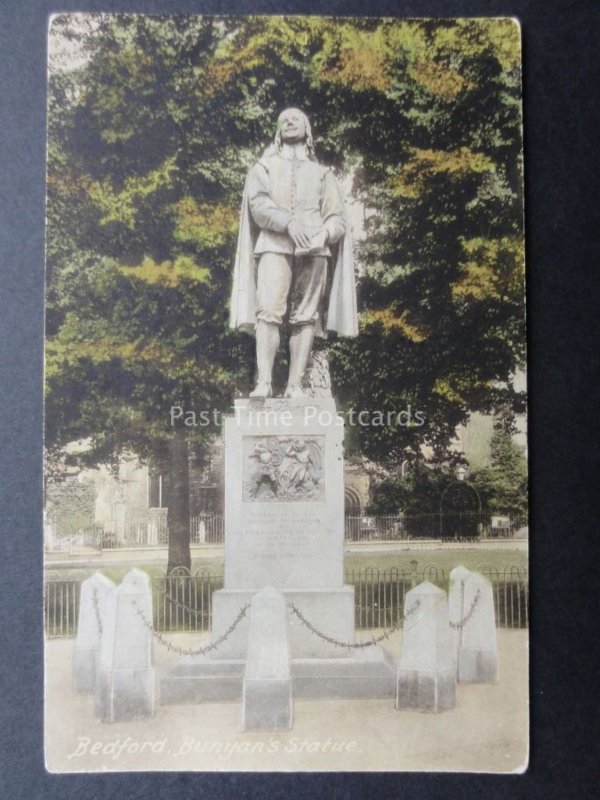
[230,157,358,339]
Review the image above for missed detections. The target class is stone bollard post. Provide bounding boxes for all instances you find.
[73,572,115,693]
[396,581,456,713]
[449,567,498,684]
[95,568,155,722]
[243,586,293,731]
[449,565,472,665]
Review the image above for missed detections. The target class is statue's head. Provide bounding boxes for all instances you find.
[272,108,314,156]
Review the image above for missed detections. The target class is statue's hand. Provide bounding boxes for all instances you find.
[287,219,312,250]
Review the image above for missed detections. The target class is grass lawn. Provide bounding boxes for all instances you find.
[49,546,526,582]
[344,548,527,575]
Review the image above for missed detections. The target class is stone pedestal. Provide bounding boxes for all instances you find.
[242,586,293,730]
[449,567,498,684]
[222,398,346,590]
[161,397,396,710]
[211,397,355,655]
[73,571,115,693]
[396,581,456,713]
[95,568,155,722]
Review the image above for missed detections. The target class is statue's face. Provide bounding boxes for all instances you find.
[278,108,308,144]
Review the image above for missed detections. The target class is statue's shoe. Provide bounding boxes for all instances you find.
[283,384,309,401]
[249,382,272,399]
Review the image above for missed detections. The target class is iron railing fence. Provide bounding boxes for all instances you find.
[344,512,528,542]
[190,514,224,544]
[44,512,527,552]
[346,564,529,629]
[44,519,168,552]
[44,513,224,552]
[478,564,529,629]
[346,564,448,629]
[153,568,222,632]
[44,571,83,637]
[44,564,528,638]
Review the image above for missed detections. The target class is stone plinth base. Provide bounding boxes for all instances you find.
[396,667,456,713]
[160,648,396,706]
[95,667,155,722]
[458,648,498,684]
[73,646,97,694]
[160,660,245,704]
[292,647,396,698]
[211,586,355,659]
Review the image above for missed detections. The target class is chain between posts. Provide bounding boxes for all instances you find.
[92,587,103,635]
[449,587,481,630]
[125,588,478,656]
[287,599,421,650]
[131,599,251,657]
[158,585,209,618]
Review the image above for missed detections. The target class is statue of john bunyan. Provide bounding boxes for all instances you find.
[230,107,358,400]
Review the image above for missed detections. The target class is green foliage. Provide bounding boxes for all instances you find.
[46,14,526,487]
[471,423,528,513]
[366,462,458,516]
[46,16,257,471]
[45,477,96,535]
[323,18,525,466]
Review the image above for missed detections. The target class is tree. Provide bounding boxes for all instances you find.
[45,475,96,537]
[46,16,254,570]
[318,19,526,467]
[471,422,528,514]
[46,16,527,566]
[188,16,526,465]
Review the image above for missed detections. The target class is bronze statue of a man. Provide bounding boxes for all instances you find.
[230,108,358,399]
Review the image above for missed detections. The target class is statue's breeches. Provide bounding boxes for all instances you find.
[256,253,327,326]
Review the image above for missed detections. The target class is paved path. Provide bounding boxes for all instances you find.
[45,629,528,773]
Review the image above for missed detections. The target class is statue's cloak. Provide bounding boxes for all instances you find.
[229,172,358,338]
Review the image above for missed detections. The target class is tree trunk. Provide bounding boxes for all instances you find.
[166,428,191,574]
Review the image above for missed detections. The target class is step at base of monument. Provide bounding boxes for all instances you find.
[292,650,396,698]
[160,660,246,704]
[160,648,396,704]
